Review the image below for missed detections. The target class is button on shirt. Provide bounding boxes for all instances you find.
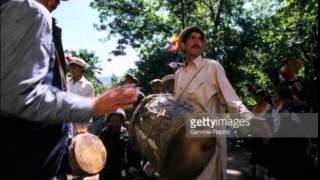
[174,56,253,180]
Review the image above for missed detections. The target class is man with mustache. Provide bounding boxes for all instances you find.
[174,26,267,180]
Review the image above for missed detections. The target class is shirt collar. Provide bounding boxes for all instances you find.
[182,55,204,69]
[71,76,85,84]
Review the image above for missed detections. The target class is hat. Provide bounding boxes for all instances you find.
[68,57,88,69]
[149,79,162,86]
[161,74,174,83]
[255,89,266,95]
[125,73,138,84]
[106,108,126,121]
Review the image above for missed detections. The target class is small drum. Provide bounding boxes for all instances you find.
[130,94,216,179]
[68,132,107,176]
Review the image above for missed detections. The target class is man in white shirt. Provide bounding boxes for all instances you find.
[67,56,95,134]
[68,56,94,98]
[174,26,271,180]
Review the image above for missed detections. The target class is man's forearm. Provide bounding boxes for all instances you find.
[1,84,94,123]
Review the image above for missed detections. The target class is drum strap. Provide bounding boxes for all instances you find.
[54,49,68,91]
[176,62,206,101]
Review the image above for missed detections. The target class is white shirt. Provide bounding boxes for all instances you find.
[68,76,94,136]
[175,56,253,180]
[68,76,94,98]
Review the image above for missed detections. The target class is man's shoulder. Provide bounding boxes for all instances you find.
[203,58,225,71]
[175,67,182,76]
[67,77,73,82]
[175,63,186,76]
[28,0,52,25]
[203,58,220,66]
[2,0,52,27]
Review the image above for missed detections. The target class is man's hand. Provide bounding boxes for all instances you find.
[93,84,138,115]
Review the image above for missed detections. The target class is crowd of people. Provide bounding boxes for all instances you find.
[96,73,175,180]
[96,29,318,180]
[1,1,318,180]
[243,57,318,180]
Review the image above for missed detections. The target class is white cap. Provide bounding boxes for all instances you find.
[149,79,162,85]
[161,74,174,83]
[68,57,88,69]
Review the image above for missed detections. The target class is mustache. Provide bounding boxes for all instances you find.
[191,44,201,48]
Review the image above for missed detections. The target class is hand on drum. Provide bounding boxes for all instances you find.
[93,84,138,115]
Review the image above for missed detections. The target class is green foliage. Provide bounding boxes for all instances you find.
[90,0,318,103]
[107,73,121,88]
[256,0,318,81]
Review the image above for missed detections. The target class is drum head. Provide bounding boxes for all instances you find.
[130,94,217,179]
[69,133,107,176]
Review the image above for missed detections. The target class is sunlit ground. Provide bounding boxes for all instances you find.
[227,169,242,176]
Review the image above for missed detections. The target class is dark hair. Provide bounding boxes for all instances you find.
[125,74,138,84]
[180,26,205,44]
[256,89,273,105]
[285,54,302,63]
[278,83,293,100]
[105,113,124,123]
[268,69,280,86]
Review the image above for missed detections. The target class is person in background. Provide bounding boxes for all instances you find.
[122,73,146,178]
[99,108,129,180]
[66,56,96,179]
[161,74,175,94]
[266,83,310,180]
[122,73,145,121]
[68,56,94,98]
[149,79,163,94]
[67,56,95,135]
[249,89,273,178]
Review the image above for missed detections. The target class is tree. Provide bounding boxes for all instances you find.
[109,73,121,87]
[90,0,318,103]
[90,0,248,94]
[254,0,318,81]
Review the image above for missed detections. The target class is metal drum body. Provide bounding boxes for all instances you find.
[130,94,216,179]
[68,133,107,176]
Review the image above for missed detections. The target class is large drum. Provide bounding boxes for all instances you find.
[68,132,107,176]
[130,94,216,179]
